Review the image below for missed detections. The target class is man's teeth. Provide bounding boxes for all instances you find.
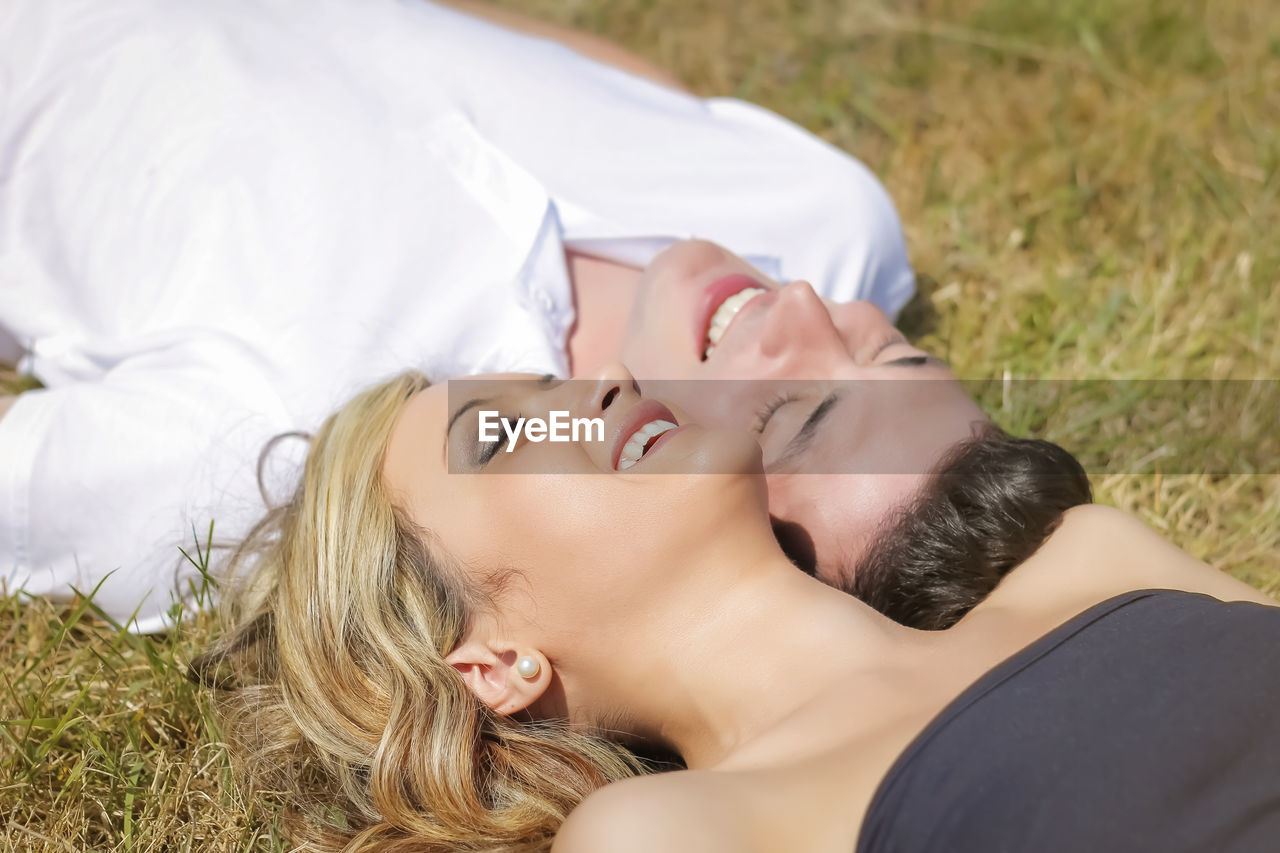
[617,419,678,470]
[704,287,766,358]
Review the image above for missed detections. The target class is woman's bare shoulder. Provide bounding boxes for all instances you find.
[1043,502,1154,539]
[553,771,750,853]
[998,504,1277,609]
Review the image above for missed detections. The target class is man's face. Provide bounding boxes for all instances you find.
[620,239,987,584]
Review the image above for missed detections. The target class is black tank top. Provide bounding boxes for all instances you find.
[857,590,1280,852]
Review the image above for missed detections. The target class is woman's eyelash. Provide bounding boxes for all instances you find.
[476,413,518,465]
[478,435,503,464]
[753,393,800,433]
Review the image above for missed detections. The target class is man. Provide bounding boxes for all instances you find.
[555,237,1095,627]
[0,0,915,629]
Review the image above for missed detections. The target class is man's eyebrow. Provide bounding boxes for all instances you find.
[444,397,490,459]
[768,391,842,471]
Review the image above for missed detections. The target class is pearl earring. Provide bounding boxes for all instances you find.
[516,656,541,680]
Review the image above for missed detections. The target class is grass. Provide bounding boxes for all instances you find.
[3,0,1278,848]
[1,536,282,851]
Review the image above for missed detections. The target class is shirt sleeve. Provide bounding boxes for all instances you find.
[0,337,291,633]
[410,3,916,316]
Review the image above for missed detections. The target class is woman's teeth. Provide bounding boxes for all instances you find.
[704,287,766,359]
[617,419,678,470]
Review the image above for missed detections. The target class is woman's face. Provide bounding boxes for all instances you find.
[382,366,772,651]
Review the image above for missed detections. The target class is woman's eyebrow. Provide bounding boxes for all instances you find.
[444,397,491,459]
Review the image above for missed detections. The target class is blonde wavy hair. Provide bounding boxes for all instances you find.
[191,372,643,852]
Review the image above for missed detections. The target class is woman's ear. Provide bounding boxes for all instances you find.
[445,640,551,716]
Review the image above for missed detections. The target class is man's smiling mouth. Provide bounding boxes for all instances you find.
[701,278,768,360]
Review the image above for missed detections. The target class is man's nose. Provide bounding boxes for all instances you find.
[758,280,845,361]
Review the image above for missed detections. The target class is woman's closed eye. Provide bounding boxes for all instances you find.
[477,432,503,465]
[475,412,521,466]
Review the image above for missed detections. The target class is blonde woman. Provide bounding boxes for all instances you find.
[194,369,1280,852]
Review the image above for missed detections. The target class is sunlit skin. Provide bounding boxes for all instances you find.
[383,367,800,742]
[607,238,988,581]
[380,365,1278,853]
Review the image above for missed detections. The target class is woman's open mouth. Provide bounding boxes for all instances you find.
[612,400,681,470]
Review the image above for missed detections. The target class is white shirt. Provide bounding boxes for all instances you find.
[0,0,915,630]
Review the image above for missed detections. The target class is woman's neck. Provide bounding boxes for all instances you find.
[586,552,930,770]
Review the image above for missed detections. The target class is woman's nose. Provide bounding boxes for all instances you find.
[582,361,639,415]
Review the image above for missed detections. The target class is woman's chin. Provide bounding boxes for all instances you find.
[638,428,771,530]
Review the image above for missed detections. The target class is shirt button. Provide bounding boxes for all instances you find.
[535,290,555,313]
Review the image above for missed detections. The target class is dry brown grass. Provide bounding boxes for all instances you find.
[3,0,1278,849]
[1,562,285,851]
